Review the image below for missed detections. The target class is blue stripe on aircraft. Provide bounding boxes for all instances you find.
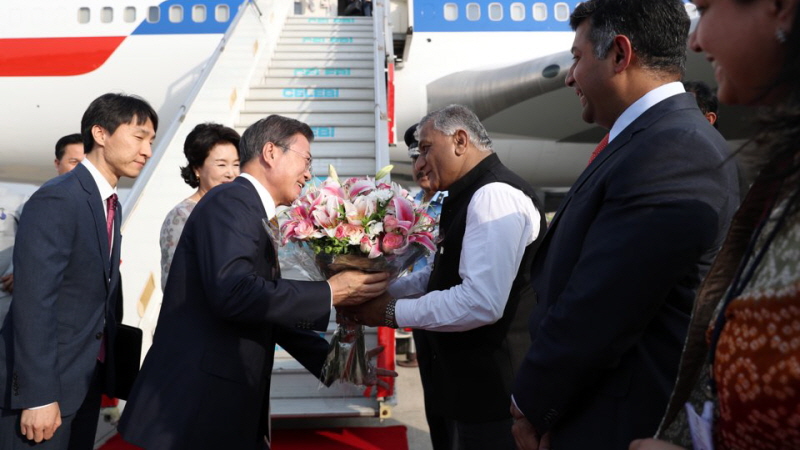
[132,0,244,35]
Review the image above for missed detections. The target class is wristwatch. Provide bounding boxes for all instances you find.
[384,298,398,329]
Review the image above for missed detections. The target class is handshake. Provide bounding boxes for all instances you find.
[328,270,395,327]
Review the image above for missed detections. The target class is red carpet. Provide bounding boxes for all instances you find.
[100,426,408,450]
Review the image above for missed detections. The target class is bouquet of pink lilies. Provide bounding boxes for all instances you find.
[278,166,436,386]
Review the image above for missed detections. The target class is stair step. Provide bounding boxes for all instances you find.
[260,77,373,88]
[238,112,374,127]
[270,397,378,419]
[276,44,373,53]
[270,59,373,68]
[282,30,373,38]
[283,24,373,32]
[286,16,373,24]
[273,52,373,61]
[244,100,374,112]
[279,37,373,45]
[266,67,375,77]
[248,87,373,100]
[236,125,374,142]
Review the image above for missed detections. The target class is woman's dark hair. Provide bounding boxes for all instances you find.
[180,123,241,188]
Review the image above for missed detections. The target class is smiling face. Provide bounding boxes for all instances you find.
[94,117,156,183]
[690,0,787,106]
[271,133,313,206]
[196,142,240,194]
[414,122,458,192]
[566,21,618,128]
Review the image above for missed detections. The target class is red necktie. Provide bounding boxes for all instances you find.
[106,193,117,257]
[587,133,610,165]
[99,193,117,363]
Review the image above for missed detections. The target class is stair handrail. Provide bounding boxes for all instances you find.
[372,0,393,174]
[121,0,256,222]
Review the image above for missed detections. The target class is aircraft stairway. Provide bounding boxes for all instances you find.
[236,16,378,178]
[236,15,392,420]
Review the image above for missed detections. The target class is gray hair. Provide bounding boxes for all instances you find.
[417,104,493,152]
[239,115,314,166]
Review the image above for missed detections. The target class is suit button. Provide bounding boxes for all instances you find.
[96,332,104,340]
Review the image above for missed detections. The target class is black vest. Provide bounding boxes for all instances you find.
[418,153,545,422]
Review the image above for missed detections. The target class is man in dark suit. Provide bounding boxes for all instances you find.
[0,93,158,449]
[118,115,390,449]
[511,1,741,449]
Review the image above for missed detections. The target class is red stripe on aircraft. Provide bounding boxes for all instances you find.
[0,36,126,76]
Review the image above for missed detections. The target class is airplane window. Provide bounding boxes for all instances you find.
[101,7,113,23]
[554,2,570,21]
[466,3,480,21]
[443,3,458,21]
[215,5,230,22]
[488,3,502,21]
[169,5,183,23]
[124,7,136,23]
[192,5,207,22]
[147,6,160,23]
[532,3,547,21]
[510,3,525,21]
[78,7,90,23]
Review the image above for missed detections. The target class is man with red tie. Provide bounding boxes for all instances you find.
[510,1,741,449]
[0,93,158,450]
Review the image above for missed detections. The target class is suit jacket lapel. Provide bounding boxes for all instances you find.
[542,93,696,243]
[74,164,111,284]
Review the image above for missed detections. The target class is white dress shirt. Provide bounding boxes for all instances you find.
[609,81,685,143]
[82,158,117,219]
[390,182,541,331]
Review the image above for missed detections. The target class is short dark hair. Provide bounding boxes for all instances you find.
[179,123,241,188]
[684,80,719,126]
[570,0,690,77]
[239,115,314,166]
[81,93,158,154]
[55,133,84,160]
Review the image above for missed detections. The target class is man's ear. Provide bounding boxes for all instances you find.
[453,129,469,156]
[91,125,106,148]
[610,35,634,74]
[262,142,277,167]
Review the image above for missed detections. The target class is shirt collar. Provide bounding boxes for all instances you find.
[81,158,116,203]
[609,81,685,143]
[238,173,277,220]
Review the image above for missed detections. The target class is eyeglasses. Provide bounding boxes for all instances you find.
[282,146,313,173]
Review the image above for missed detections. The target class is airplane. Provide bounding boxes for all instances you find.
[0,0,751,190]
[0,0,244,186]
[0,0,753,433]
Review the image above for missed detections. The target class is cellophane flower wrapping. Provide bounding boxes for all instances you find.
[277,167,436,386]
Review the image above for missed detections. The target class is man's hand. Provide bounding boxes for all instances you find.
[1,273,13,293]
[338,292,393,327]
[511,402,550,450]
[328,270,389,307]
[629,439,686,450]
[20,403,62,443]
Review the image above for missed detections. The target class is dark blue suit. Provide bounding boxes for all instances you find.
[513,93,740,449]
[0,163,123,447]
[118,177,332,450]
